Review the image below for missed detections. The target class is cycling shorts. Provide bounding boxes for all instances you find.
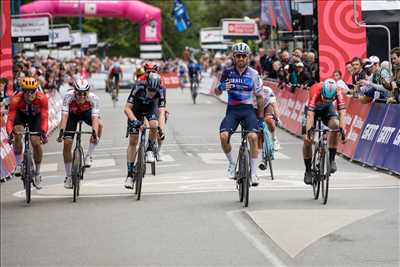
[220,104,258,133]
[13,110,42,135]
[127,111,158,135]
[305,103,338,126]
[64,110,93,139]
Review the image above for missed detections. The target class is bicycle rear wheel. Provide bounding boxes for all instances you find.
[135,145,145,200]
[312,149,320,200]
[72,148,82,202]
[321,149,330,205]
[268,159,274,180]
[237,159,244,203]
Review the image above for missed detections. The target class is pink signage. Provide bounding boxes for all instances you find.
[20,0,161,43]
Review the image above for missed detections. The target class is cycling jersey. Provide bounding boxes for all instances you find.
[218,66,263,106]
[253,85,276,109]
[62,90,100,118]
[307,82,346,112]
[127,84,166,116]
[6,91,48,135]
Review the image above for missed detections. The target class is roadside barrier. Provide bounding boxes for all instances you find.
[205,77,399,175]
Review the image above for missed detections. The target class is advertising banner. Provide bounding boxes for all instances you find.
[353,102,388,164]
[317,0,366,82]
[50,26,71,47]
[222,19,259,40]
[0,115,16,178]
[200,27,228,50]
[0,0,13,97]
[337,98,371,158]
[70,31,82,47]
[11,16,49,43]
[160,72,180,89]
[364,104,400,173]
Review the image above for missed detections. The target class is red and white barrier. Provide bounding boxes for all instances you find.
[160,72,180,89]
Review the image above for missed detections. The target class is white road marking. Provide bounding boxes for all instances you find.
[198,152,290,164]
[227,211,288,267]
[41,163,58,173]
[247,209,384,258]
[90,158,116,168]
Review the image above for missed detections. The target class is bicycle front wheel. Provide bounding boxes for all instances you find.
[312,148,320,200]
[321,148,330,205]
[72,148,82,202]
[23,154,33,204]
[135,145,145,200]
[243,150,250,208]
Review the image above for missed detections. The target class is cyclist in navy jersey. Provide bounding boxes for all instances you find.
[215,43,265,186]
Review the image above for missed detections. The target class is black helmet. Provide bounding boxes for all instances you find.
[147,72,161,90]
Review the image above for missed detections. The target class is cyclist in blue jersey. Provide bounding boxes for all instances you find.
[215,43,265,186]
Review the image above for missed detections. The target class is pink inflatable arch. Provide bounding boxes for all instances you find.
[21,0,161,43]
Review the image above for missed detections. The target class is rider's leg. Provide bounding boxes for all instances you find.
[30,135,43,175]
[148,119,158,143]
[63,138,73,177]
[12,125,24,166]
[248,132,259,176]
[327,117,339,173]
[127,132,139,176]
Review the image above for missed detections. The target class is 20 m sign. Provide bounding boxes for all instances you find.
[11,17,49,43]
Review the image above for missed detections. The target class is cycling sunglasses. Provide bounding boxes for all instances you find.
[75,91,88,96]
[234,54,248,59]
[23,90,36,95]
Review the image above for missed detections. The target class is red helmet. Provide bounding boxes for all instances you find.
[144,62,158,73]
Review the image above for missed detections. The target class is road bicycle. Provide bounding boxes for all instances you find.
[229,127,252,208]
[15,124,41,204]
[309,118,343,205]
[129,127,159,200]
[190,76,199,104]
[65,121,94,202]
[258,121,275,180]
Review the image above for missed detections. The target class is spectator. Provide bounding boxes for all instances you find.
[260,47,278,76]
[0,77,9,110]
[387,47,400,103]
[332,69,351,94]
[280,50,290,67]
[267,61,282,80]
[358,56,390,103]
[305,51,318,80]
[351,57,367,96]
[289,62,314,91]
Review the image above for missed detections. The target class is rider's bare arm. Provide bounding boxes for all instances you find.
[124,102,137,121]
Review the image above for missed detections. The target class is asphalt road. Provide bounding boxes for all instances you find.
[1,85,399,266]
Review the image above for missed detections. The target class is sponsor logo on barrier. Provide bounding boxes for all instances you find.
[376,127,396,144]
[361,124,380,141]
[393,130,400,146]
[347,115,365,142]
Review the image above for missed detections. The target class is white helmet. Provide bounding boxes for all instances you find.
[73,78,90,92]
[232,42,251,55]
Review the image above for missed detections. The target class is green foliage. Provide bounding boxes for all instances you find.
[22,0,259,58]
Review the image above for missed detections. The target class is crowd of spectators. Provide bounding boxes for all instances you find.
[201,45,400,104]
[0,52,102,111]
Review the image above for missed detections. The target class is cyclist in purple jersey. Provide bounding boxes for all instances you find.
[215,43,265,186]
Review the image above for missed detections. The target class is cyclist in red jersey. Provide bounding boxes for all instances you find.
[57,78,103,189]
[303,79,347,185]
[7,77,49,188]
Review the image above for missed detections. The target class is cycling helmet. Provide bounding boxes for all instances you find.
[321,79,337,100]
[73,78,90,92]
[136,67,145,78]
[144,62,158,73]
[232,42,251,55]
[20,77,38,91]
[147,72,161,90]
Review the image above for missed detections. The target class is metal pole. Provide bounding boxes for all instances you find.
[353,0,391,65]
[11,0,16,57]
[79,0,83,57]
